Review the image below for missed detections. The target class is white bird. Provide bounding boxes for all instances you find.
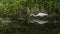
[30,13,48,17]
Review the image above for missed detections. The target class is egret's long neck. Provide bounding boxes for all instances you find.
[30,14,35,16]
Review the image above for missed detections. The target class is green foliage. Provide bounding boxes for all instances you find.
[0,0,27,17]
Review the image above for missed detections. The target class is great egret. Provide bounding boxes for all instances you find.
[30,13,48,17]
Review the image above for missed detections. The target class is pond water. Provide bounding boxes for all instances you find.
[0,17,60,34]
[0,18,13,24]
[0,17,59,25]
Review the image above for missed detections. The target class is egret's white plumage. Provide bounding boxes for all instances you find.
[30,13,48,17]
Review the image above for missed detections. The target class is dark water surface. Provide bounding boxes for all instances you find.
[0,17,60,34]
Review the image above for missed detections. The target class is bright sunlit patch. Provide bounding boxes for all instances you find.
[0,2,4,6]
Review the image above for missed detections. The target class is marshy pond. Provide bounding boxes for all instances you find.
[0,13,60,34]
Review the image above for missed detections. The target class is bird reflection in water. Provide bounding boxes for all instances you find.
[30,19,48,24]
